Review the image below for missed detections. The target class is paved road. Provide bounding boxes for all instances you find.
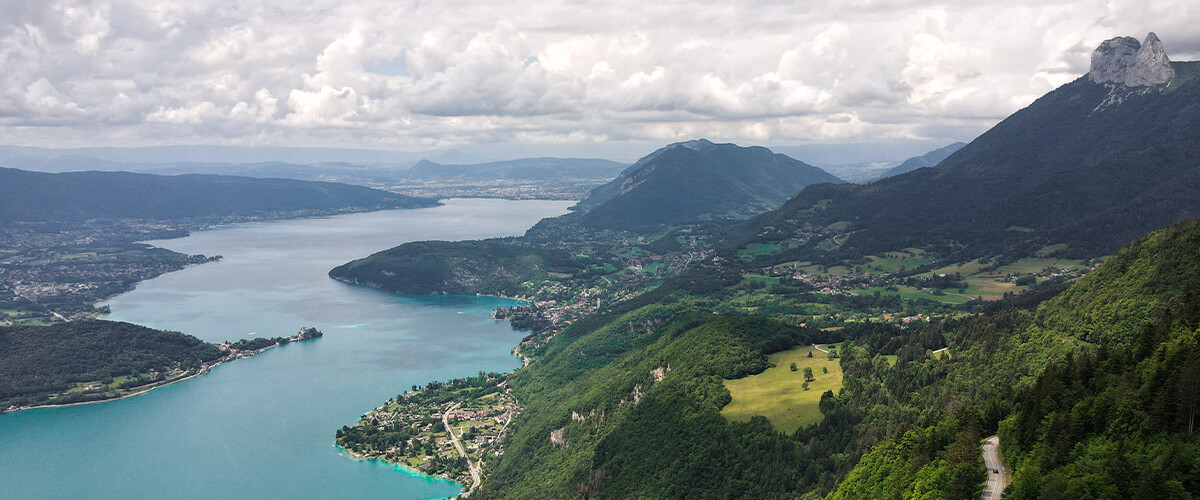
[443,403,482,494]
[813,344,831,354]
[981,435,1006,500]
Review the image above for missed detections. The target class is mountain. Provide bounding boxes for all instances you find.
[570,139,844,229]
[405,158,626,182]
[875,142,966,179]
[0,167,438,224]
[330,141,844,299]
[732,34,1200,262]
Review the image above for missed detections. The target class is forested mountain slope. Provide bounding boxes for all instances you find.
[732,60,1200,263]
[832,219,1200,499]
[571,139,843,229]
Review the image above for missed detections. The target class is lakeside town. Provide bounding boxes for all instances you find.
[336,374,521,494]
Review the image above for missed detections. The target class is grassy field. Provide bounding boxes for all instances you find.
[996,257,1089,275]
[721,345,843,433]
[918,255,1092,301]
[848,284,975,305]
[866,248,939,273]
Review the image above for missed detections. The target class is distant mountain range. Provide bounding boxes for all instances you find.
[405,158,626,182]
[0,167,437,224]
[568,139,844,229]
[875,142,966,179]
[0,155,628,196]
[0,145,426,166]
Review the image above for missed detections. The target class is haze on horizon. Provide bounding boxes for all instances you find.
[2,0,1198,161]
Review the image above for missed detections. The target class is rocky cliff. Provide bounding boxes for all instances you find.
[1090,32,1174,87]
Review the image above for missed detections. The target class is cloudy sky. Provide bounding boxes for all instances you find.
[1,0,1197,158]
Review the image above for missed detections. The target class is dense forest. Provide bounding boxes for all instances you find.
[833,219,1200,499]
[477,310,828,498]
[0,320,222,408]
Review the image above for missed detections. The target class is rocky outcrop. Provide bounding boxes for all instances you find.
[295,327,323,341]
[1090,32,1174,87]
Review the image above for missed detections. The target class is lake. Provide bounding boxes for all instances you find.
[0,198,572,499]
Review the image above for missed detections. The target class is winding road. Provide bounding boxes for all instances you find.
[443,402,482,495]
[981,435,1007,500]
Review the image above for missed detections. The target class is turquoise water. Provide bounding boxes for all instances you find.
[0,199,572,499]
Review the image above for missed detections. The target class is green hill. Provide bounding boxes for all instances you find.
[477,308,822,498]
[571,139,844,229]
[0,320,223,408]
[328,240,594,296]
[0,167,438,224]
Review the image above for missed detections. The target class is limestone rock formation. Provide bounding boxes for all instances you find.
[1127,33,1174,86]
[1089,32,1174,87]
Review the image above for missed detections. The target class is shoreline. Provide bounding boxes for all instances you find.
[4,363,215,414]
[328,283,536,495]
[327,275,532,306]
[3,331,315,415]
[336,444,464,491]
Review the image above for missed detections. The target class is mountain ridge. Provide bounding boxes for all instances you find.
[729,58,1200,264]
[0,167,438,224]
[876,142,967,179]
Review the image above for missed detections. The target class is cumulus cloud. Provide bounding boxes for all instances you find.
[0,0,1197,150]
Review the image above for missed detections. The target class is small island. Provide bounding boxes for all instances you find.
[0,322,323,413]
[223,326,323,352]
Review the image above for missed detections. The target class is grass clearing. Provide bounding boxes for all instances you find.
[848,285,974,304]
[997,257,1089,275]
[722,345,843,433]
[1034,243,1069,257]
[866,248,939,273]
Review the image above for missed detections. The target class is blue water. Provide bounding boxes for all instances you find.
[0,199,572,499]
